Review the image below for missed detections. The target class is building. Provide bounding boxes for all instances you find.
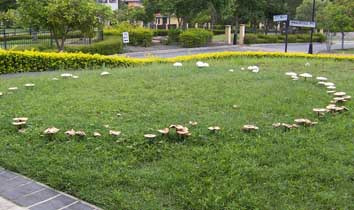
[124,0,143,8]
[97,0,119,10]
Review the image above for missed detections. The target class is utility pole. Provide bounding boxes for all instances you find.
[308,0,316,54]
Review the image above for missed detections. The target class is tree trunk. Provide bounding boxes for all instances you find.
[341,32,345,49]
[234,16,239,45]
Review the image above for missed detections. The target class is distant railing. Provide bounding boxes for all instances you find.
[0,28,103,50]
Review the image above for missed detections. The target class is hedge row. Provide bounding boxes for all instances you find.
[245,33,326,44]
[65,36,123,55]
[104,27,153,47]
[1,50,352,74]
[0,31,83,42]
[179,29,213,48]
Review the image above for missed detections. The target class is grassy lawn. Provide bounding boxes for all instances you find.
[0,57,353,209]
[213,34,227,42]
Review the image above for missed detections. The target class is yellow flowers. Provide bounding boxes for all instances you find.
[0,49,353,74]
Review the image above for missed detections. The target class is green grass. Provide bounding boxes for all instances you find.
[213,34,227,42]
[331,48,354,54]
[0,57,353,209]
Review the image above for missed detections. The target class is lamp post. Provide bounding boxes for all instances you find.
[308,0,316,54]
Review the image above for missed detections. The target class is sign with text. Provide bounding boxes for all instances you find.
[289,20,316,28]
[122,32,129,44]
[273,15,288,22]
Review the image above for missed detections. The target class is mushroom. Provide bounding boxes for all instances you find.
[176,129,191,138]
[100,71,111,76]
[313,108,327,117]
[324,82,335,87]
[305,62,310,66]
[272,123,281,128]
[52,78,59,81]
[291,75,299,80]
[24,83,35,88]
[316,77,328,81]
[175,125,186,131]
[333,92,346,97]
[240,67,245,71]
[285,72,297,77]
[327,90,336,94]
[144,134,157,139]
[12,121,27,130]
[326,86,336,90]
[43,127,60,138]
[158,128,169,135]
[196,61,209,68]
[247,66,259,73]
[299,73,313,80]
[294,119,315,126]
[208,126,221,133]
[189,121,198,126]
[318,81,326,86]
[232,105,240,109]
[0,92,3,97]
[60,73,73,78]
[109,130,121,137]
[173,62,183,67]
[229,69,234,72]
[242,125,259,132]
[65,129,76,137]
[333,97,346,104]
[8,87,18,91]
[72,76,79,79]
[93,132,102,137]
[75,131,86,138]
[343,95,351,101]
[13,117,28,123]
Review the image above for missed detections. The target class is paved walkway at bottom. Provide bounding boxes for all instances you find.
[0,167,100,210]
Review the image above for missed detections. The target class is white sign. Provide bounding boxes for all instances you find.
[289,20,316,28]
[122,32,129,44]
[273,15,288,22]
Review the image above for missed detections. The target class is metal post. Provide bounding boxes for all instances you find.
[308,0,316,54]
[285,19,289,53]
[3,30,7,49]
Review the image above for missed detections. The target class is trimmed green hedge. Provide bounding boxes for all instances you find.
[244,33,326,44]
[153,29,169,36]
[179,29,213,48]
[0,31,83,42]
[65,36,123,55]
[104,25,153,47]
[167,29,182,44]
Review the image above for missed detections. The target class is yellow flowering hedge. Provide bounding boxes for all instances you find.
[0,50,353,74]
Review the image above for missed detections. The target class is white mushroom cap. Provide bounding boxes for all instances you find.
[189,121,198,126]
[0,92,3,96]
[208,126,221,132]
[318,81,326,85]
[316,77,328,81]
[333,92,346,97]
[176,130,191,136]
[158,128,169,135]
[305,62,310,66]
[229,69,234,72]
[144,134,157,139]
[327,86,336,90]
[294,119,313,125]
[291,75,299,80]
[12,121,27,127]
[343,95,351,101]
[75,131,86,137]
[242,125,259,131]
[240,67,245,71]
[52,78,59,81]
[72,76,79,79]
[333,97,346,102]
[60,73,73,78]
[327,90,336,94]
[285,72,297,77]
[109,130,121,136]
[93,132,102,137]
[24,83,35,88]
[65,129,76,136]
[324,82,335,86]
[8,87,18,91]
[299,73,313,78]
[13,117,28,123]
[173,62,183,67]
[196,61,209,68]
[100,71,111,76]
[313,108,327,113]
[44,127,60,135]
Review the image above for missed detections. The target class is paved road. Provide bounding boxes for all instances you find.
[124,41,354,58]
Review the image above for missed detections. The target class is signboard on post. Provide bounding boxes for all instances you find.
[122,32,129,44]
[289,20,316,28]
[273,15,288,22]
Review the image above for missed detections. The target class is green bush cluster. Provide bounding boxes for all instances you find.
[244,33,326,44]
[0,31,83,42]
[179,29,213,48]
[153,29,169,36]
[167,29,182,44]
[104,23,153,47]
[65,36,123,55]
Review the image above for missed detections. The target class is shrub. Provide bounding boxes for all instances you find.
[128,28,153,47]
[244,33,326,44]
[0,50,352,74]
[167,29,182,44]
[179,29,213,48]
[65,36,123,55]
[153,29,169,36]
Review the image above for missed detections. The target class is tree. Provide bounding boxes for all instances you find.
[0,9,19,28]
[17,0,113,51]
[296,0,329,21]
[318,0,354,50]
[0,0,17,12]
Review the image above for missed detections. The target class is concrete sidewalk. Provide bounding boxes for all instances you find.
[0,167,100,210]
